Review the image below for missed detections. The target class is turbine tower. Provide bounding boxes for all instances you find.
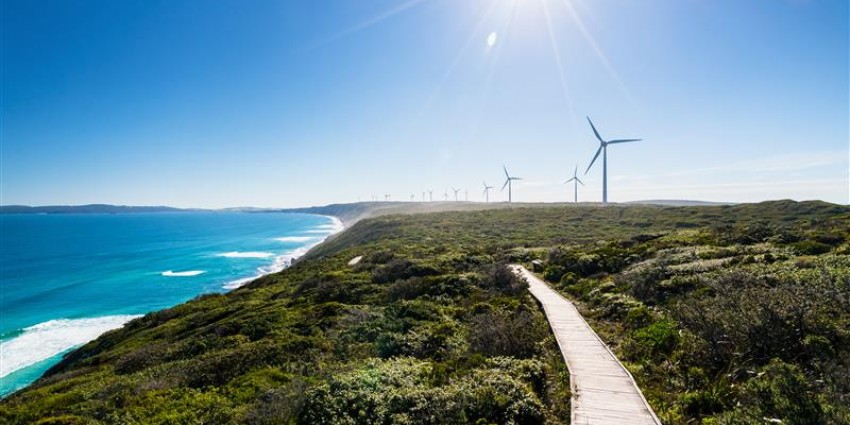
[428,190,433,202]
[501,165,522,203]
[482,181,493,203]
[584,117,641,204]
[452,187,460,202]
[564,164,584,203]
[443,189,448,201]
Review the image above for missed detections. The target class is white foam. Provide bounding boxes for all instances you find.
[315,217,345,233]
[161,270,205,277]
[0,315,141,378]
[216,251,275,259]
[223,216,344,290]
[273,236,315,243]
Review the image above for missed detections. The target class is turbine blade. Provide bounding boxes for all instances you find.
[577,177,584,186]
[512,177,522,180]
[607,138,641,145]
[503,165,509,179]
[574,164,578,178]
[565,177,576,183]
[501,179,509,191]
[587,116,604,143]
[585,146,602,174]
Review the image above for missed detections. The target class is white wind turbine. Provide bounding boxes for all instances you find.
[482,181,494,203]
[501,165,522,203]
[452,187,460,202]
[564,164,584,203]
[584,117,641,204]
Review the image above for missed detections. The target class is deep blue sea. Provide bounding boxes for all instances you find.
[0,212,341,396]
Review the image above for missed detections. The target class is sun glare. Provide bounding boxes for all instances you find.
[487,31,498,47]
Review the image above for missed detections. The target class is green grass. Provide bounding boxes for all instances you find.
[1,200,848,424]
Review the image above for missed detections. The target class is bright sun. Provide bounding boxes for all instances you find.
[487,31,498,47]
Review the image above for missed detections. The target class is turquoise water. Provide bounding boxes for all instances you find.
[0,212,341,396]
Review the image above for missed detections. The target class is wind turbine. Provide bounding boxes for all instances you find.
[482,181,493,203]
[443,189,448,201]
[428,190,433,202]
[410,193,415,202]
[564,164,584,203]
[452,187,460,202]
[584,117,641,204]
[501,165,522,203]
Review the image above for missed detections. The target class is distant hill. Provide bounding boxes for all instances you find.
[625,199,733,206]
[0,204,192,214]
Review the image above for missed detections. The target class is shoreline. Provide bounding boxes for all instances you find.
[223,214,345,290]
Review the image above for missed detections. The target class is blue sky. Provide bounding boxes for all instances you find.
[2,0,847,207]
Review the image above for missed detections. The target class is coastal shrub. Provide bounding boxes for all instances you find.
[114,343,169,374]
[375,322,458,360]
[297,358,547,425]
[468,307,546,358]
[625,305,654,330]
[542,264,565,283]
[386,276,431,301]
[32,416,89,425]
[372,259,438,284]
[243,380,308,425]
[681,385,729,419]
[365,249,395,265]
[714,359,825,425]
[631,320,679,358]
[792,240,833,255]
[476,263,527,295]
[558,271,578,287]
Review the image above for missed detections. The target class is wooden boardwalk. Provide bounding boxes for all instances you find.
[513,265,662,425]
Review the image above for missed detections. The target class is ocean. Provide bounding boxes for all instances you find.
[0,212,341,396]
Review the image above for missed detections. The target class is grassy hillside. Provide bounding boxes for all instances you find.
[2,200,848,424]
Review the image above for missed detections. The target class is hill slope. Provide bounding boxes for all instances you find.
[2,200,848,424]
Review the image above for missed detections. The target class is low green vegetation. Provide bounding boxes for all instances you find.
[540,206,850,424]
[2,200,848,424]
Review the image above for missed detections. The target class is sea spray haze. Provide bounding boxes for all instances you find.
[0,212,341,396]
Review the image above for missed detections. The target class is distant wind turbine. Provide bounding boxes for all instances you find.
[564,164,584,203]
[428,190,433,202]
[410,193,415,201]
[482,181,493,203]
[452,187,460,202]
[584,117,641,204]
[443,189,449,201]
[501,165,522,203]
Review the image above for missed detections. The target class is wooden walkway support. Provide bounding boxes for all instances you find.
[513,265,662,425]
